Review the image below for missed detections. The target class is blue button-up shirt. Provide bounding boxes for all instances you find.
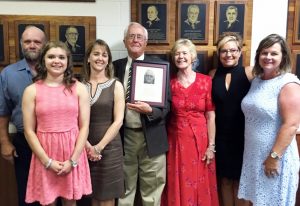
[0,59,34,132]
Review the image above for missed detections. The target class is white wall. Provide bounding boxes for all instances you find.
[251,0,288,65]
[0,0,289,64]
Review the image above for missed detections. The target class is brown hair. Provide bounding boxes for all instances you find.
[34,41,75,91]
[253,34,291,77]
[82,39,114,81]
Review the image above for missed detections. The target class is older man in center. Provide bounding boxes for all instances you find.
[113,22,170,206]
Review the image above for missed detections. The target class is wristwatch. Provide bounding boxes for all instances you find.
[69,159,78,168]
[270,151,281,160]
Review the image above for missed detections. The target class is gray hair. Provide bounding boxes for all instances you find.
[123,22,148,41]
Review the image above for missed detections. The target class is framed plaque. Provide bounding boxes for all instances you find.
[130,60,169,107]
[178,0,209,44]
[215,1,247,44]
[293,0,300,44]
[57,23,90,65]
[193,51,208,74]
[139,1,169,44]
[0,20,9,65]
[292,50,300,78]
[145,51,169,61]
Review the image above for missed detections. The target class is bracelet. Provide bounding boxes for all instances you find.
[208,144,216,153]
[94,146,102,155]
[69,159,78,168]
[45,158,52,169]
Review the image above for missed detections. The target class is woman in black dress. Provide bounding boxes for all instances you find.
[209,33,253,206]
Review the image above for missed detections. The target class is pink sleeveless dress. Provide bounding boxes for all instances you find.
[25,81,92,205]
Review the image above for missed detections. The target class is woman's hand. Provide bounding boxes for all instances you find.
[48,159,64,174]
[86,145,102,162]
[263,156,280,178]
[56,160,73,176]
[202,147,215,165]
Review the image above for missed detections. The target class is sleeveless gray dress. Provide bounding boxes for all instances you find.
[86,79,124,200]
[238,73,300,205]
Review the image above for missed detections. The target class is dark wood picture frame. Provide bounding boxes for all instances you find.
[57,23,90,65]
[131,60,169,107]
[178,0,209,44]
[215,1,247,44]
[292,50,300,78]
[193,50,208,74]
[0,20,9,65]
[14,20,50,61]
[139,1,169,44]
[293,0,300,44]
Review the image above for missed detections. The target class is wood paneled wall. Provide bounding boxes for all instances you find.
[0,15,96,74]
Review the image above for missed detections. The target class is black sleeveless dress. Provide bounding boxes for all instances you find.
[212,65,250,180]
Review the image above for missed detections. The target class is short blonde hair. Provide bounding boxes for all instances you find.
[216,32,243,55]
[171,39,197,62]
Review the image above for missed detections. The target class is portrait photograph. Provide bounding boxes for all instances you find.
[139,1,168,43]
[15,21,50,60]
[178,0,209,44]
[131,60,169,107]
[192,51,208,74]
[293,0,300,44]
[59,25,86,63]
[215,1,246,43]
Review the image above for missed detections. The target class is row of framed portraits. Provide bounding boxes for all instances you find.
[138,0,247,44]
[0,15,96,66]
[293,0,300,44]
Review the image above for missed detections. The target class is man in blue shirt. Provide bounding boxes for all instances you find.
[0,25,46,206]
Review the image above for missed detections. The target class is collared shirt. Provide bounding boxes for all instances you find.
[0,59,34,132]
[124,55,144,128]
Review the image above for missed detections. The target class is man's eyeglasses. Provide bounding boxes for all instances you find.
[220,48,239,55]
[127,34,145,42]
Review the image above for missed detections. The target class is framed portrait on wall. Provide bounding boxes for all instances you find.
[57,23,89,65]
[0,20,9,65]
[215,1,247,44]
[292,50,300,78]
[14,21,50,60]
[293,0,300,44]
[139,1,169,44]
[192,51,208,74]
[178,0,209,44]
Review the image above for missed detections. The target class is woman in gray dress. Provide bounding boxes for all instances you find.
[82,39,125,206]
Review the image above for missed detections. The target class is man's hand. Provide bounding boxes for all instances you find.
[127,101,152,114]
[1,140,17,164]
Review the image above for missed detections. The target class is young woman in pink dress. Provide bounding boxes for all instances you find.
[162,39,219,206]
[22,41,92,206]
